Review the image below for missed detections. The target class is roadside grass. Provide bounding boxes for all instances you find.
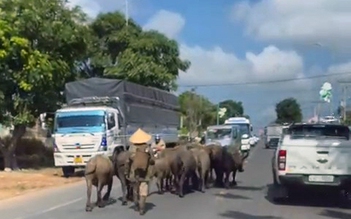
[0,137,84,201]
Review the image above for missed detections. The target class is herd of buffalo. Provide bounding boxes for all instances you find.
[84,142,249,213]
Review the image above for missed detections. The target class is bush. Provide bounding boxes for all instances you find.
[0,136,54,170]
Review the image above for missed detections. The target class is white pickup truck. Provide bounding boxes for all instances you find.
[271,123,351,204]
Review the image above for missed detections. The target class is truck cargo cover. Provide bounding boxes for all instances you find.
[64,77,180,127]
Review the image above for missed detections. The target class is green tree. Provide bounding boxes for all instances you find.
[179,91,216,136]
[0,0,91,171]
[218,100,244,123]
[275,98,302,123]
[88,12,190,91]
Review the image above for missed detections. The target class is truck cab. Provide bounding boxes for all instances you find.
[205,125,241,149]
[52,97,125,177]
[224,117,253,152]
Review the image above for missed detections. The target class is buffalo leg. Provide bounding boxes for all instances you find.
[120,177,128,205]
[178,172,186,197]
[231,169,238,187]
[133,182,140,211]
[214,167,224,187]
[85,179,93,212]
[96,182,104,208]
[224,171,231,189]
[200,170,206,192]
[204,170,210,189]
[166,175,172,191]
[118,167,129,205]
[127,182,133,201]
[173,174,180,194]
[156,176,163,194]
[103,177,113,201]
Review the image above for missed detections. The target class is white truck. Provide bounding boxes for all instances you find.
[271,123,351,204]
[224,117,253,152]
[51,77,180,177]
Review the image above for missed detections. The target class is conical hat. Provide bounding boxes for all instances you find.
[129,128,152,144]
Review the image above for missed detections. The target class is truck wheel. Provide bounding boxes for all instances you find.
[62,166,75,178]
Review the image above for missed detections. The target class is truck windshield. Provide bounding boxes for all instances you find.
[267,126,283,136]
[55,110,105,133]
[238,124,250,136]
[207,128,232,140]
[289,125,350,139]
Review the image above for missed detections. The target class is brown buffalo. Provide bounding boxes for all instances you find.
[153,156,172,194]
[171,149,199,197]
[206,144,225,187]
[112,150,133,205]
[85,154,114,212]
[222,146,249,189]
[190,147,211,192]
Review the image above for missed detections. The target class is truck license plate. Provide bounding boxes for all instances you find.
[308,175,334,182]
[74,156,83,164]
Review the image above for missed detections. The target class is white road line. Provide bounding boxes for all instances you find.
[13,198,83,219]
[41,197,83,213]
[12,182,122,219]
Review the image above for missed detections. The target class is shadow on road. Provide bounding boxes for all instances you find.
[214,192,250,200]
[318,209,351,219]
[128,202,156,215]
[104,197,117,206]
[265,184,346,208]
[219,211,282,219]
[233,185,265,191]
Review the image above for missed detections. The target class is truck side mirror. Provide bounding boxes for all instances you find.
[250,126,253,132]
[107,113,114,123]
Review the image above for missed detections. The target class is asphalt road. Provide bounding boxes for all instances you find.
[1,142,351,219]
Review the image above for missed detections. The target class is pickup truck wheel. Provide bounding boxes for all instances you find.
[271,184,289,204]
[62,166,75,178]
[339,189,351,209]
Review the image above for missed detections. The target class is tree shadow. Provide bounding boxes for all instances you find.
[219,211,282,219]
[318,209,351,219]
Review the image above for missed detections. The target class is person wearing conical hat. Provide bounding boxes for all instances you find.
[125,128,155,215]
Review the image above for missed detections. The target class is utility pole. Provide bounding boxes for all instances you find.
[125,0,129,26]
[310,100,325,123]
[216,103,219,125]
[337,81,351,123]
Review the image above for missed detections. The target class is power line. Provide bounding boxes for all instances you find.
[179,71,351,88]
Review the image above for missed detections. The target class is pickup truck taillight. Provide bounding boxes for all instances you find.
[278,149,286,171]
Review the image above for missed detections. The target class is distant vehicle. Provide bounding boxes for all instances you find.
[264,124,283,149]
[205,125,241,149]
[252,134,260,143]
[271,123,351,204]
[321,116,340,124]
[224,117,253,152]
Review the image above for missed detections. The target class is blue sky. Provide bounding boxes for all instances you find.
[72,0,351,131]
